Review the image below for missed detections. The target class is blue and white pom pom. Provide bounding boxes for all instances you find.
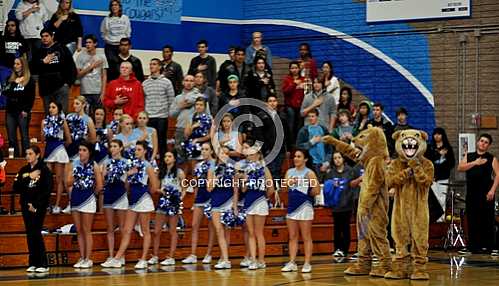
[221,209,246,227]
[203,203,212,220]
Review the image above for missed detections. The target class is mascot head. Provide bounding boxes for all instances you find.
[351,126,389,163]
[392,129,428,161]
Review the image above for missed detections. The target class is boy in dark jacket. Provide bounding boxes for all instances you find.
[34,28,76,114]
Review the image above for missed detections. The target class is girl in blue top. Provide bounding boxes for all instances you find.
[281,149,320,273]
[41,101,71,214]
[66,96,97,161]
[240,140,274,270]
[102,141,159,270]
[114,114,145,160]
[92,107,110,165]
[182,142,216,265]
[106,107,123,139]
[207,146,239,269]
[149,150,186,266]
[100,139,131,267]
[135,111,158,163]
[183,97,212,162]
[65,141,103,269]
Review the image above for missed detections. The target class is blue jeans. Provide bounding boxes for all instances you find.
[6,111,31,157]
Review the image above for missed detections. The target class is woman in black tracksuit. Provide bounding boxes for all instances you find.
[13,145,52,272]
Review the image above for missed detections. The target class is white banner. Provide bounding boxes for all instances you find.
[367,0,471,23]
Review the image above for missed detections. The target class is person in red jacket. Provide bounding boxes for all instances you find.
[282,60,305,146]
[104,61,144,121]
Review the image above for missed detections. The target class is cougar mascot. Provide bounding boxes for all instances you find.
[385,129,434,280]
[323,126,391,277]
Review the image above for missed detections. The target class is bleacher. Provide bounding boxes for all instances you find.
[0,85,447,268]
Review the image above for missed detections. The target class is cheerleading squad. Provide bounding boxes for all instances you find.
[31,138,323,272]
[16,92,337,273]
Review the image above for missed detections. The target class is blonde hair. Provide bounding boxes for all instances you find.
[74,96,88,110]
[138,111,149,119]
[8,57,30,86]
[117,114,133,134]
[55,0,74,17]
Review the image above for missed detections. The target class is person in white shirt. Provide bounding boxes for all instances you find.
[75,34,108,114]
[321,61,340,105]
[15,0,50,62]
[100,0,131,69]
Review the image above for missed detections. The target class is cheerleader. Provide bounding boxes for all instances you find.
[207,146,239,269]
[281,149,320,273]
[114,114,144,160]
[65,141,103,268]
[182,142,216,264]
[101,140,159,269]
[240,141,275,270]
[215,113,243,160]
[41,101,71,214]
[148,150,186,266]
[92,107,110,165]
[183,97,212,161]
[100,139,130,267]
[107,108,124,140]
[135,111,158,162]
[66,96,97,161]
[235,157,251,267]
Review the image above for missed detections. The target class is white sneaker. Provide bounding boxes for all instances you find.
[491,250,499,257]
[301,263,312,273]
[119,257,125,266]
[214,260,231,269]
[147,256,159,265]
[80,259,93,268]
[100,257,113,267]
[101,258,123,268]
[257,262,266,269]
[248,261,258,270]
[73,258,84,268]
[182,255,197,264]
[35,267,49,273]
[160,257,175,266]
[333,249,345,257]
[52,206,61,214]
[62,205,71,214]
[134,259,148,269]
[202,255,212,264]
[240,257,251,267]
[281,261,298,272]
[26,266,36,272]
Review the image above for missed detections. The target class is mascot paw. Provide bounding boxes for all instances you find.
[344,264,371,276]
[384,270,409,279]
[410,271,429,280]
[322,135,338,145]
[369,267,390,278]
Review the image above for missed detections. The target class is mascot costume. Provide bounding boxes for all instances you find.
[385,129,434,280]
[323,126,391,277]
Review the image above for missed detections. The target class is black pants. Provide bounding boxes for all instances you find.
[148,117,168,160]
[466,196,495,252]
[387,197,394,248]
[333,211,352,254]
[22,208,48,267]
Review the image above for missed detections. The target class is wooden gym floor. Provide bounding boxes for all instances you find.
[0,251,498,285]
